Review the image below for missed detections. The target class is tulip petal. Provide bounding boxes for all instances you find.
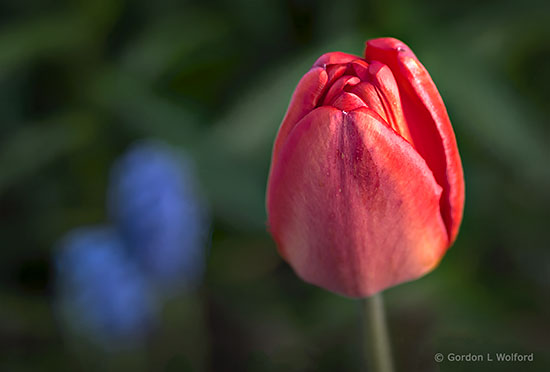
[323,75,361,106]
[314,51,359,68]
[365,38,465,243]
[348,82,389,125]
[325,64,349,87]
[365,61,413,143]
[271,67,328,168]
[267,106,448,297]
[330,92,367,112]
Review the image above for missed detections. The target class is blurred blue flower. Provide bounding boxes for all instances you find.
[108,141,209,293]
[56,226,156,349]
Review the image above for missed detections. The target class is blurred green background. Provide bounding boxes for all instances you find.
[1,0,549,371]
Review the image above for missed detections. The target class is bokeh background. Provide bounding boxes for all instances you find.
[1,0,549,371]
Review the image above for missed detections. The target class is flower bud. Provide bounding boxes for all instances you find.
[266,38,464,297]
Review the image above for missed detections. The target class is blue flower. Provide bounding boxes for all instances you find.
[107,141,209,293]
[55,226,156,349]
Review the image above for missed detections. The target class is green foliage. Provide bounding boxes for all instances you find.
[1,0,549,370]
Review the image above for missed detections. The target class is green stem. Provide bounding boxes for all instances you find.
[362,293,394,372]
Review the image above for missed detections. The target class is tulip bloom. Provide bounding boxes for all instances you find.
[266,38,464,297]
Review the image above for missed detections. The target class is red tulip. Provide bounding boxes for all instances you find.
[266,38,464,298]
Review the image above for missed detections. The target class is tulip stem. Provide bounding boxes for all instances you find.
[362,293,394,372]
